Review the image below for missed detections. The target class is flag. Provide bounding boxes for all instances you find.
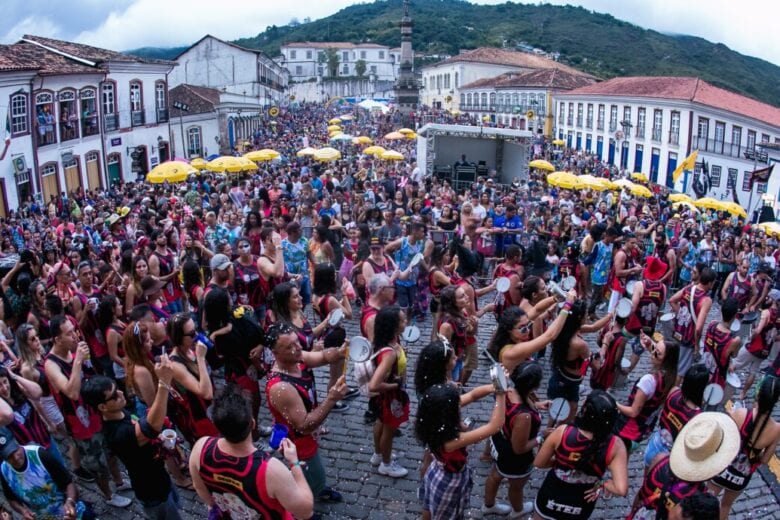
[748,164,774,190]
[672,150,698,184]
[730,172,740,206]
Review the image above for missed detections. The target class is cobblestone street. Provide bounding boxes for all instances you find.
[41,298,780,519]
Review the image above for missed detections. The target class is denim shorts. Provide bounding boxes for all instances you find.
[643,430,671,467]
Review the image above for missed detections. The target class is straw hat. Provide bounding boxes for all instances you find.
[669,412,739,482]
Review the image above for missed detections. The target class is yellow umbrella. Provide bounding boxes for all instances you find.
[258,148,280,159]
[578,174,612,191]
[244,150,274,162]
[296,147,317,157]
[449,109,461,116]
[312,147,342,162]
[529,159,555,172]
[328,117,342,124]
[353,136,373,145]
[552,139,566,146]
[380,150,405,161]
[405,132,417,140]
[363,145,386,156]
[146,161,196,184]
[397,128,415,135]
[190,157,207,169]
[384,131,405,140]
[546,171,581,190]
[611,178,636,189]
[327,125,342,132]
[206,156,257,173]
[693,197,721,210]
[672,201,700,213]
[630,184,653,198]
[757,222,780,235]
[719,202,747,218]
[631,172,649,183]
[669,193,693,203]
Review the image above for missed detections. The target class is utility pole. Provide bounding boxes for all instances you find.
[172,101,190,157]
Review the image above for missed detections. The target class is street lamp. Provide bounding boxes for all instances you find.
[172,101,190,158]
[619,120,633,170]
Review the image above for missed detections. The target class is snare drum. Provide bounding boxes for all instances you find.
[616,298,633,319]
[625,280,637,297]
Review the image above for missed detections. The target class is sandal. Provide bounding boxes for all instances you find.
[317,487,343,503]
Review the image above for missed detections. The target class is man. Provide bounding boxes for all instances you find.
[652,229,677,285]
[587,226,621,319]
[361,274,396,342]
[148,229,182,313]
[207,254,234,293]
[386,222,432,318]
[44,315,131,508]
[494,204,523,254]
[668,493,720,520]
[701,298,742,390]
[361,238,399,305]
[0,428,92,520]
[70,260,104,373]
[746,262,773,312]
[188,384,313,519]
[377,210,402,244]
[203,211,228,252]
[265,323,348,505]
[609,231,643,313]
[624,257,668,374]
[83,356,180,519]
[669,267,715,383]
[282,222,311,307]
[720,259,753,315]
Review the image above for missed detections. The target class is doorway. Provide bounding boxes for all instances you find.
[107,153,122,186]
[63,157,81,194]
[158,141,170,163]
[85,151,101,191]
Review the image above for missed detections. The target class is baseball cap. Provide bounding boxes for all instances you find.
[769,289,780,302]
[0,428,19,459]
[210,254,232,271]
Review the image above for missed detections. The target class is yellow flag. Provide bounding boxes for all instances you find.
[672,150,698,184]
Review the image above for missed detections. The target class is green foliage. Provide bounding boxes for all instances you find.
[130,0,780,106]
[326,48,340,77]
[355,59,368,77]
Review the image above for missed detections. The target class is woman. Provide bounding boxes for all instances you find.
[708,374,780,520]
[49,261,76,312]
[367,306,410,478]
[26,281,52,347]
[308,225,335,278]
[97,295,126,385]
[533,390,628,520]
[437,205,457,232]
[16,323,64,435]
[167,312,218,445]
[614,336,680,452]
[179,232,212,280]
[416,383,506,520]
[268,282,329,350]
[242,211,264,256]
[716,235,737,298]
[181,259,205,318]
[483,362,548,519]
[548,300,612,425]
[428,245,457,340]
[124,255,149,315]
[232,236,263,314]
[643,363,707,468]
[257,228,285,320]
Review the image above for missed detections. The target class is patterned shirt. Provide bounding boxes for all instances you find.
[282,237,310,278]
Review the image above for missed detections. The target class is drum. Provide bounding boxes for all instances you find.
[626,280,637,297]
[560,276,577,291]
[401,325,421,343]
[621,358,631,369]
[726,372,742,389]
[730,319,742,333]
[659,313,675,337]
[549,398,570,425]
[489,364,509,392]
[616,298,633,319]
[703,383,725,406]
[348,337,373,363]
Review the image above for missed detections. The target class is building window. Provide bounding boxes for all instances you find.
[290,50,296,59]
[342,51,349,62]
[370,65,376,74]
[668,111,679,145]
[466,93,472,106]
[567,103,574,125]
[576,103,583,127]
[360,51,366,59]
[187,127,202,157]
[100,81,115,121]
[747,130,756,150]
[609,105,618,131]
[9,93,27,135]
[623,106,631,125]
[710,165,721,187]
[636,108,646,138]
[58,90,78,142]
[652,109,663,142]
[732,126,742,150]
[34,92,56,146]
[597,104,605,130]
[761,133,770,143]
[379,50,385,60]
[481,93,487,108]
[454,72,458,87]
[489,93,496,108]
[460,93,465,106]
[713,122,725,153]
[726,169,738,189]
[342,64,349,75]
[295,65,303,75]
[444,74,450,89]
[586,104,593,129]
[306,50,312,59]
[129,81,144,126]
[697,117,709,140]
[558,103,564,125]
[742,171,752,192]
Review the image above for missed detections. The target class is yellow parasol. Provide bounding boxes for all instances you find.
[672,201,700,213]
[405,132,417,139]
[296,147,317,157]
[693,197,722,210]
[669,193,693,203]
[327,125,342,132]
[719,201,747,218]
[630,184,653,198]
[206,156,257,173]
[328,117,342,124]
[146,161,196,184]
[353,136,373,145]
[384,131,405,140]
[552,139,566,146]
[312,147,342,162]
[397,128,415,135]
[380,150,405,161]
[244,150,274,162]
[529,159,555,172]
[546,171,581,190]
[190,157,207,169]
[363,146,386,156]
[578,174,612,191]
[757,221,780,236]
[631,172,649,183]
[611,178,636,190]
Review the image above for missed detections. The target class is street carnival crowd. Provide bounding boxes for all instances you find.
[0,101,776,520]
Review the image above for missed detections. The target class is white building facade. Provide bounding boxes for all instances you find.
[0,66,37,215]
[554,77,780,211]
[279,42,399,82]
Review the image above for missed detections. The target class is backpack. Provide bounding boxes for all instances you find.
[354,347,394,397]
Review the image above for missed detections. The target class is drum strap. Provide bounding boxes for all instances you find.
[689,285,697,324]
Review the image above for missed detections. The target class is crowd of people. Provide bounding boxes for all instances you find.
[0,101,776,520]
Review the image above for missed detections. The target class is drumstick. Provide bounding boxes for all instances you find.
[704,386,713,405]
[552,401,563,425]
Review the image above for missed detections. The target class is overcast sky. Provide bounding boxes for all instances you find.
[2,0,778,66]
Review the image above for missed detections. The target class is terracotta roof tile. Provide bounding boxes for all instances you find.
[0,45,39,72]
[1,42,97,75]
[429,47,588,77]
[561,76,780,128]
[462,68,596,91]
[168,84,220,116]
[21,34,172,65]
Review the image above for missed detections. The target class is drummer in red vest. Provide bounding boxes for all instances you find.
[624,257,668,376]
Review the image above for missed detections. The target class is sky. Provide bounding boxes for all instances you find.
[1,0,778,65]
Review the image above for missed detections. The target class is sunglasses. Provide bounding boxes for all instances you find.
[516,322,533,335]
[650,343,663,359]
[103,387,120,404]
[182,330,197,338]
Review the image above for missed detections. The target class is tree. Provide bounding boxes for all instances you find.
[325,49,340,78]
[355,59,367,77]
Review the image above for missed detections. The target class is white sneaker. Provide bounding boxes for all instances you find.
[509,502,534,519]
[378,460,408,478]
[482,501,512,515]
[370,451,398,466]
[106,494,132,508]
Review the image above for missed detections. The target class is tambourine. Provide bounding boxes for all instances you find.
[401,325,421,343]
[560,276,576,291]
[549,398,570,424]
[328,308,344,327]
[726,372,742,389]
[489,364,508,392]
[703,383,725,406]
[625,280,637,297]
[409,253,424,269]
[741,311,760,325]
[730,319,742,333]
[348,336,372,363]
[496,277,511,293]
[616,298,633,319]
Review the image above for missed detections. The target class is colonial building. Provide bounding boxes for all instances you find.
[554,77,780,207]
[459,68,595,136]
[0,35,175,213]
[168,84,269,157]
[169,35,287,106]
[279,42,399,82]
[420,47,586,111]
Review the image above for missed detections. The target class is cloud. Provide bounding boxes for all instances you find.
[1,16,62,43]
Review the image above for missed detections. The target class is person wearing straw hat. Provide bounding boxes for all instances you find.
[707,375,780,519]
[627,412,739,520]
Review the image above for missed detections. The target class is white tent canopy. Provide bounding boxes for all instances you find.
[358,99,390,113]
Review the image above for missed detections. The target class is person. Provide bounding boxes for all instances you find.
[416,383,507,520]
[265,322,348,504]
[701,297,741,389]
[587,226,620,319]
[668,493,721,520]
[628,412,738,520]
[483,362,548,519]
[368,306,411,477]
[589,312,629,391]
[385,222,431,318]
[669,267,715,383]
[0,428,94,520]
[533,390,628,520]
[708,375,780,519]
[517,276,559,355]
[361,273,395,341]
[623,256,668,374]
[643,363,708,468]
[190,384,314,520]
[361,236,399,303]
[282,222,312,307]
[44,314,131,507]
[83,355,182,520]
[608,231,643,313]
[147,229,182,314]
[720,258,753,315]
[232,236,264,318]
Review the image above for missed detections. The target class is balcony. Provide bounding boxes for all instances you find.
[566,117,573,125]
[156,108,169,123]
[636,127,645,138]
[669,133,679,145]
[597,120,604,131]
[104,113,118,132]
[131,110,145,127]
[652,129,662,142]
[82,116,99,137]
[59,120,79,142]
[690,136,767,161]
[36,124,56,147]
[609,122,617,132]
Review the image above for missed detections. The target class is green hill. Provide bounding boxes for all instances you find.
[130,0,780,107]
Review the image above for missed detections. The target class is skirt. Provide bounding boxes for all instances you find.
[535,470,598,520]
[418,460,472,520]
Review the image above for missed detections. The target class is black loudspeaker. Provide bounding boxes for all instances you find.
[757,205,775,224]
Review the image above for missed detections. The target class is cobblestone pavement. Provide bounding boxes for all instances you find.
[19,297,780,519]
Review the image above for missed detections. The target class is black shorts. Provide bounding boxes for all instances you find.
[548,367,582,403]
[535,471,597,520]
[711,462,754,492]
[491,433,533,479]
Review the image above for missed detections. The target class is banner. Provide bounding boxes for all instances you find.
[748,164,774,190]
[672,150,698,184]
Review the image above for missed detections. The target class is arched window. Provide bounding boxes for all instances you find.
[80,88,98,136]
[9,93,28,135]
[489,92,496,108]
[155,81,168,123]
[459,93,465,106]
[454,72,459,88]
[34,92,55,146]
[480,93,487,108]
[58,89,78,141]
[187,127,202,157]
[130,80,144,126]
[466,93,472,106]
